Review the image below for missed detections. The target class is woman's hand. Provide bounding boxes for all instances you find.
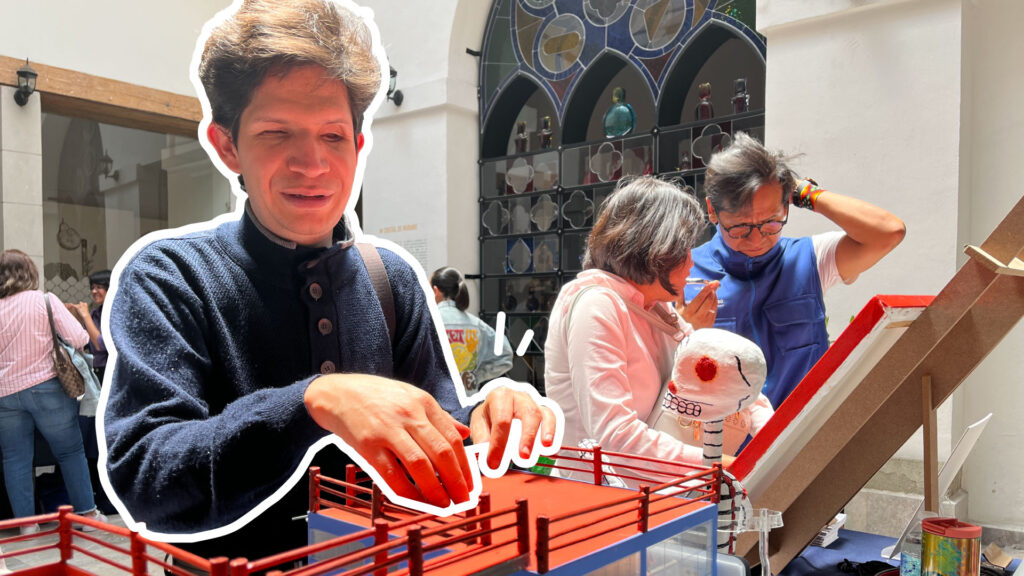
[64,301,90,323]
[676,281,720,330]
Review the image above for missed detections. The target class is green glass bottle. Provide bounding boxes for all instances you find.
[603,86,636,138]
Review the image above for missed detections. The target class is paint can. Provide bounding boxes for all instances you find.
[920,517,981,576]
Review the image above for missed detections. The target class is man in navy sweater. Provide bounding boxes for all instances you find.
[101,0,557,559]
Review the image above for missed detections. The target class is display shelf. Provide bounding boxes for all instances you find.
[479,113,765,392]
[477,0,767,393]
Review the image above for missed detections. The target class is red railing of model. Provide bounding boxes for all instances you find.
[535,444,711,487]
[312,466,479,539]
[244,505,528,576]
[307,448,722,575]
[227,468,530,576]
[0,445,725,576]
[0,506,229,576]
[532,454,722,573]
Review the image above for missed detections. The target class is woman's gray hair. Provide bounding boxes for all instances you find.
[583,176,704,296]
[705,132,797,213]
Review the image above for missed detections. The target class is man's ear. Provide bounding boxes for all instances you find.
[207,123,242,173]
[705,197,718,225]
[356,132,365,154]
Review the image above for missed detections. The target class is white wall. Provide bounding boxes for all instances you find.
[0,1,226,98]
[357,0,487,310]
[759,0,1024,532]
[956,0,1024,531]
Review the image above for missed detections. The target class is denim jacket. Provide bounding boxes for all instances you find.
[437,300,513,391]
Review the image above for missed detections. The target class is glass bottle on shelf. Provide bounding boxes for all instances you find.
[602,86,636,138]
[514,121,529,154]
[732,78,750,114]
[504,284,518,311]
[677,150,692,171]
[526,289,540,312]
[538,116,554,150]
[695,82,714,120]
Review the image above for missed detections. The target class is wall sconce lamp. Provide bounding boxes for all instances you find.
[387,66,404,106]
[14,59,38,107]
[99,150,120,182]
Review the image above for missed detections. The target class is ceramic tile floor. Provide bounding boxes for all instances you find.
[0,514,174,576]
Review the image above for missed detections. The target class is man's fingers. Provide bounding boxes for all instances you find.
[539,406,557,447]
[455,421,471,440]
[513,397,543,459]
[422,403,472,503]
[392,432,452,509]
[469,406,490,444]
[485,392,514,470]
[371,451,423,503]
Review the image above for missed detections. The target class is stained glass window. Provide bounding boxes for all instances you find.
[478,0,766,391]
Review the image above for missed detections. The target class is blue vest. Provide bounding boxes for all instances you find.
[688,232,830,408]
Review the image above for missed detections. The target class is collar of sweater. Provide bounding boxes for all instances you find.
[707,231,786,280]
[216,209,353,288]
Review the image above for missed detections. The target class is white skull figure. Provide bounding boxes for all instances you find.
[670,328,766,422]
[647,328,767,466]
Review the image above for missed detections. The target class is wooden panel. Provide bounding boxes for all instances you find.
[735,194,1024,569]
[0,55,201,138]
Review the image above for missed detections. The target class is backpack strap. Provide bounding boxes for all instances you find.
[355,243,396,345]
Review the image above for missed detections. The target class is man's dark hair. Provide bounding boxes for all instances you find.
[583,176,704,297]
[199,0,382,141]
[705,132,797,213]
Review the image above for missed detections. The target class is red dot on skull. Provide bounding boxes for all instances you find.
[695,356,717,381]
[668,380,677,395]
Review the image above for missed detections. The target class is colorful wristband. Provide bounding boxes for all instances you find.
[792,178,825,210]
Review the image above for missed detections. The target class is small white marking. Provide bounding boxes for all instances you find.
[494,312,507,356]
[516,330,535,356]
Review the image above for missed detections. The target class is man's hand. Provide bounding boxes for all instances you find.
[677,281,720,330]
[469,385,558,470]
[304,374,473,509]
[65,301,90,322]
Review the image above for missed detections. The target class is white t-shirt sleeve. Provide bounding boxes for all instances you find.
[812,231,854,294]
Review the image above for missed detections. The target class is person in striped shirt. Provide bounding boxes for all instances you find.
[0,249,105,532]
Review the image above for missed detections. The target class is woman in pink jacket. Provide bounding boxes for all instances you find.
[544,177,727,486]
[0,250,103,532]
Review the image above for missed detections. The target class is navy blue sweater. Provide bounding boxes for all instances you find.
[104,212,471,540]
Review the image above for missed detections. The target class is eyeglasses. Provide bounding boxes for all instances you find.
[718,213,789,239]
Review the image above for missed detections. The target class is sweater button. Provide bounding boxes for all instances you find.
[317,318,333,335]
[320,360,336,374]
[309,283,323,300]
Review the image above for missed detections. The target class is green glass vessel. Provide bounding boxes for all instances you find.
[603,86,636,138]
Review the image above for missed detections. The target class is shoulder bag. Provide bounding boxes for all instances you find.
[43,294,100,401]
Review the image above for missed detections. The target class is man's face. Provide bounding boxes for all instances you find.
[209,65,363,246]
[709,181,788,258]
[91,284,107,306]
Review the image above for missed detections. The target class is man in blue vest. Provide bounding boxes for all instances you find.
[686,133,905,409]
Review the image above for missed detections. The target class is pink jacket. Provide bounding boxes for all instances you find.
[545,270,703,485]
[0,290,89,396]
